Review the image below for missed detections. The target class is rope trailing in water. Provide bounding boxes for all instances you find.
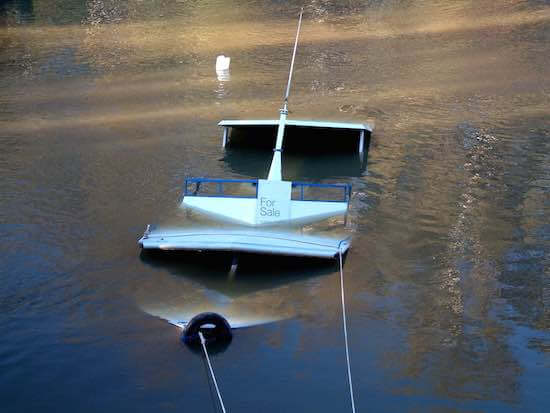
[198,331,227,413]
[339,249,356,413]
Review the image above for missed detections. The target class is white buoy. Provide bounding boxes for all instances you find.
[216,55,231,82]
[216,55,231,71]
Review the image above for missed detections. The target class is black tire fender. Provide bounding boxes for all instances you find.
[182,312,232,346]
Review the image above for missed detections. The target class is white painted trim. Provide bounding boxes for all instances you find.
[218,119,373,133]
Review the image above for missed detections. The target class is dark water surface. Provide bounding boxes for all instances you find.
[1,0,549,411]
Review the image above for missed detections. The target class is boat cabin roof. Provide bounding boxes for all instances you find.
[218,119,374,153]
[219,119,373,133]
[218,119,373,132]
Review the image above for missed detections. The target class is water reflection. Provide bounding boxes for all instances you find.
[139,249,339,299]
[0,0,34,25]
[138,248,340,330]
[1,0,549,411]
[214,69,230,101]
[223,147,368,179]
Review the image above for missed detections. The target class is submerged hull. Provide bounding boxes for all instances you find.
[139,227,350,259]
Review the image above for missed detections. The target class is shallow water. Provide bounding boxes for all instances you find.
[1,0,549,411]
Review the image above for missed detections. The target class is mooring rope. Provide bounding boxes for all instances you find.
[198,331,227,413]
[339,249,356,413]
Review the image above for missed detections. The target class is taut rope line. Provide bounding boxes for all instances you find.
[199,331,227,413]
[339,249,356,413]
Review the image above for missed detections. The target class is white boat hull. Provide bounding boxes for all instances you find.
[139,227,350,259]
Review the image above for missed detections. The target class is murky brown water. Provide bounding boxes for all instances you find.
[1,1,549,411]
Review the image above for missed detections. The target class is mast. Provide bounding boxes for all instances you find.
[267,8,304,181]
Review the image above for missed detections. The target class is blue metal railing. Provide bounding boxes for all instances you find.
[184,178,259,198]
[184,178,351,202]
[291,182,352,202]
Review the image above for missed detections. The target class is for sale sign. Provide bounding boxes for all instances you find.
[255,179,292,224]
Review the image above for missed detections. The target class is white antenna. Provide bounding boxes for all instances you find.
[284,8,304,106]
[267,8,304,181]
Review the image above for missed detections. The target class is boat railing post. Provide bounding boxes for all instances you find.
[222,127,229,148]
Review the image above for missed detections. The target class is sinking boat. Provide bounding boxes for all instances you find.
[139,11,373,259]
